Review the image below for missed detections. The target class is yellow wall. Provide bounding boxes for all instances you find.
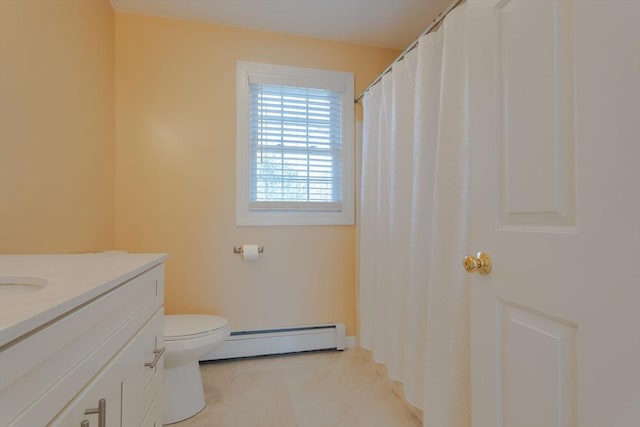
[0,0,115,254]
[115,12,398,335]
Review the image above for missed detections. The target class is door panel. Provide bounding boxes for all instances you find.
[500,302,576,427]
[496,0,575,229]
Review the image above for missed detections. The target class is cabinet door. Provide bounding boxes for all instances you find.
[48,358,124,427]
[122,308,165,426]
[140,387,164,427]
[138,309,164,414]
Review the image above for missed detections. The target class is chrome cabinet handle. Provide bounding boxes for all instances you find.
[81,421,90,427]
[84,398,106,427]
[145,346,166,369]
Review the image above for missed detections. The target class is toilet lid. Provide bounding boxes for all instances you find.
[164,314,228,339]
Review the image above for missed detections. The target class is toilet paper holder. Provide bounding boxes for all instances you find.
[233,246,264,254]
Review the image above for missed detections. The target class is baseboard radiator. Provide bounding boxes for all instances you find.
[201,323,346,361]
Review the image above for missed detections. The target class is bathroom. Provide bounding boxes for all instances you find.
[1,0,639,426]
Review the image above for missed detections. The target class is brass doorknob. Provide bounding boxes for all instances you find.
[463,252,492,275]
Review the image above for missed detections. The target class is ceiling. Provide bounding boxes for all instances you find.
[109,0,453,50]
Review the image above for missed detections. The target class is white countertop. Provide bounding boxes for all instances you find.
[0,253,167,348]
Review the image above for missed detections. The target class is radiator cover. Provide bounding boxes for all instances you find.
[201,323,345,361]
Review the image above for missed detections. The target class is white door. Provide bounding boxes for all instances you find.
[468,1,640,426]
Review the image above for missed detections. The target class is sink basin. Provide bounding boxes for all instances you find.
[0,276,48,295]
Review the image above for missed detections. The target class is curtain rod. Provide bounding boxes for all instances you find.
[354,0,465,103]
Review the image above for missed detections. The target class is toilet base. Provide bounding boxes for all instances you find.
[163,360,206,425]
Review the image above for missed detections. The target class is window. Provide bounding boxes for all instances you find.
[236,62,354,225]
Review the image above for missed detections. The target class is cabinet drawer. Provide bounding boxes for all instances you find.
[1,265,164,426]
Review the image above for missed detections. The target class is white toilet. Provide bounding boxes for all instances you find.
[163,314,230,424]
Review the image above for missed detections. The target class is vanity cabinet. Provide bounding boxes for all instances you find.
[0,260,166,427]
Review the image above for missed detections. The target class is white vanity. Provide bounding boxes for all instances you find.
[0,253,167,427]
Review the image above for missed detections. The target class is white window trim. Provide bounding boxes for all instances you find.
[236,61,355,226]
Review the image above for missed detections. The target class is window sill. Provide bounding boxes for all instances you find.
[236,209,354,226]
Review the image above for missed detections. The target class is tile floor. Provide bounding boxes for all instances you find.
[172,347,422,427]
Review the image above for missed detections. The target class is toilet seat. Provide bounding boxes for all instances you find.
[165,314,228,341]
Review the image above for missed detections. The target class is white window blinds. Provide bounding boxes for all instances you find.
[249,83,343,211]
[236,61,354,226]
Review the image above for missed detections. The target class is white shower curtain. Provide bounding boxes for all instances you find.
[359,5,470,427]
